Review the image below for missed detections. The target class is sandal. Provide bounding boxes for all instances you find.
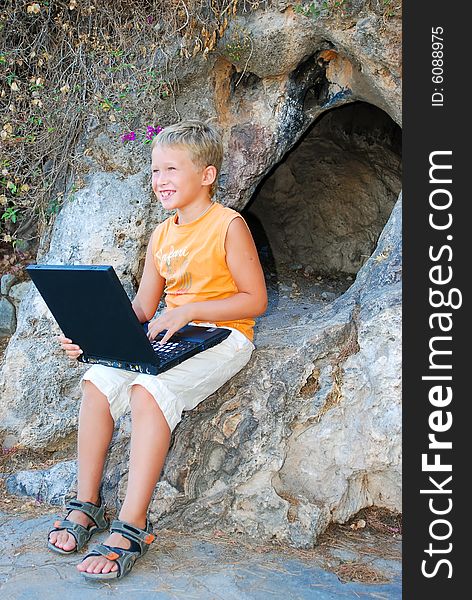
[80,518,155,580]
[47,497,109,555]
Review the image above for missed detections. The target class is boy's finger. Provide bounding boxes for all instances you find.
[159,329,174,345]
[147,324,164,341]
[64,345,82,353]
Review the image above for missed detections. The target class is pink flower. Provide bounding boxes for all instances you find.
[145,125,163,140]
[121,131,136,142]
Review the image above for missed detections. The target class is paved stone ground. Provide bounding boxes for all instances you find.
[0,509,401,599]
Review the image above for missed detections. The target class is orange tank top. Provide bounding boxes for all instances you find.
[151,202,255,341]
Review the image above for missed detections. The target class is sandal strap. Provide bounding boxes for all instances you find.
[82,543,138,579]
[65,498,108,530]
[48,519,91,551]
[84,543,128,561]
[110,519,155,554]
[48,497,108,552]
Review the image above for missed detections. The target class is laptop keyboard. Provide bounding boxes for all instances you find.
[150,339,197,359]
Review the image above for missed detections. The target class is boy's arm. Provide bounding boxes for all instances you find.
[132,233,165,322]
[148,217,267,343]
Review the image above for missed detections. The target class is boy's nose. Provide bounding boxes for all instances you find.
[157,172,169,184]
[153,173,167,187]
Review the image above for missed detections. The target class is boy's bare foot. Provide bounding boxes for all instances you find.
[48,509,95,552]
[77,531,133,575]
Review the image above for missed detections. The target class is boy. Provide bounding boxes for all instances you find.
[48,120,268,580]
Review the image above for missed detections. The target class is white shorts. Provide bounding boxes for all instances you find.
[80,323,254,432]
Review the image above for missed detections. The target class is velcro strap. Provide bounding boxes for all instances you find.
[65,499,102,525]
[52,519,87,535]
[48,519,86,547]
[110,520,155,545]
[85,544,123,561]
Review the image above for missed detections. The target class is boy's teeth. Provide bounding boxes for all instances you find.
[161,191,174,198]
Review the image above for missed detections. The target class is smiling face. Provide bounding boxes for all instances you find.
[151,144,215,212]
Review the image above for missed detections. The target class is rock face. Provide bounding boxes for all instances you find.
[0,3,401,547]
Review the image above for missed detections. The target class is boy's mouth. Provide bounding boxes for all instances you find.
[160,190,175,200]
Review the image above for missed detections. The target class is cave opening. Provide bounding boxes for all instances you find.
[243,101,402,325]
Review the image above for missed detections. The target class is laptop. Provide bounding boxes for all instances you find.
[26,264,231,375]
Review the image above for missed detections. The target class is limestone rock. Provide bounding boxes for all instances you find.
[0,297,16,338]
[5,460,77,506]
[8,282,31,308]
[1,273,16,295]
[217,9,321,78]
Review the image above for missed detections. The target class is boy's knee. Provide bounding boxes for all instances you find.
[81,381,109,409]
[82,380,97,394]
[129,385,168,425]
[129,384,155,409]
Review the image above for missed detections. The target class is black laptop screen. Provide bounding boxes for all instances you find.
[26,265,156,364]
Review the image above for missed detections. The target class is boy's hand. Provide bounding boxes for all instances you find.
[147,305,193,345]
[57,334,83,360]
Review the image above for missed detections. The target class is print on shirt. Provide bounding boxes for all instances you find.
[155,245,192,294]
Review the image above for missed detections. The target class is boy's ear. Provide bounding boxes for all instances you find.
[202,165,217,186]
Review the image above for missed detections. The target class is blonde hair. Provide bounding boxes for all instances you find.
[151,120,223,197]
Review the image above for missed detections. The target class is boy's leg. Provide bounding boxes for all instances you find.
[77,384,171,575]
[49,381,114,552]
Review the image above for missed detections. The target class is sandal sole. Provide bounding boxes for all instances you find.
[81,570,120,580]
[47,541,78,555]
